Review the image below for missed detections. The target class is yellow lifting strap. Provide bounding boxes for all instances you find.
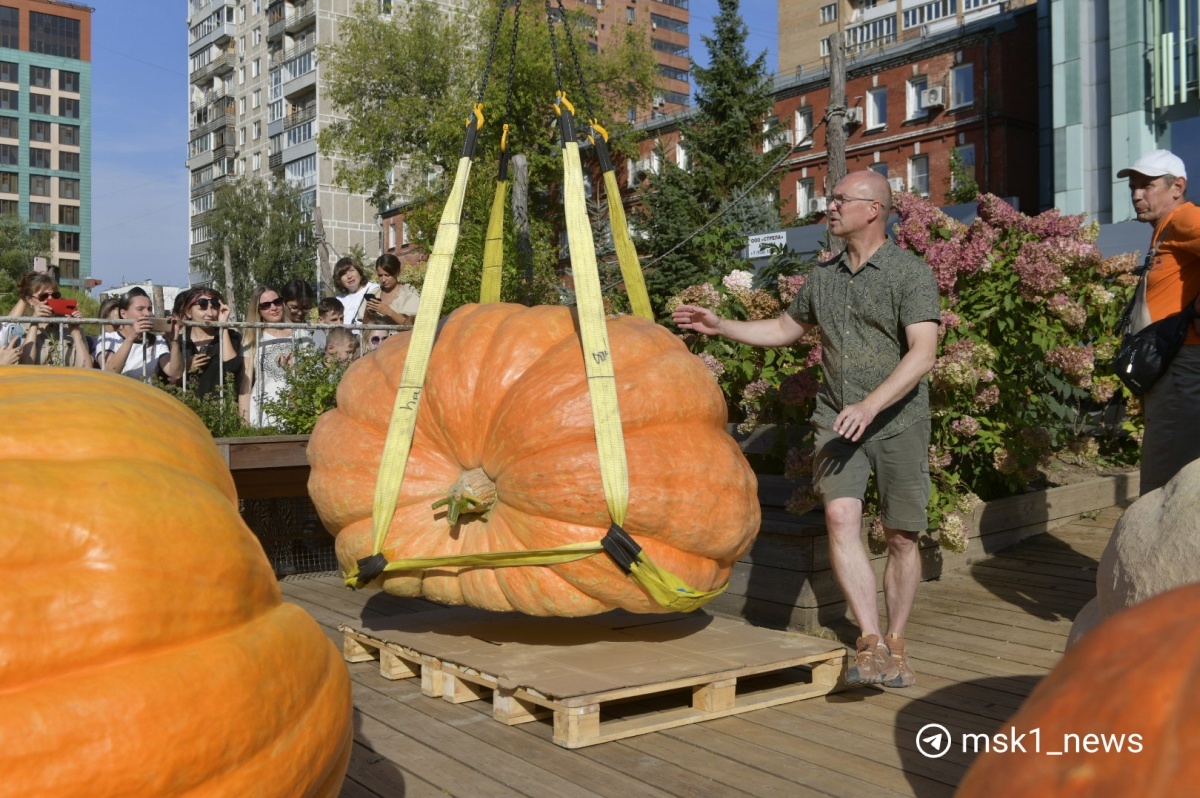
[345,99,724,613]
[479,124,510,304]
[589,120,653,321]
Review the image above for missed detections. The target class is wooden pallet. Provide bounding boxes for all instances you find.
[340,607,846,748]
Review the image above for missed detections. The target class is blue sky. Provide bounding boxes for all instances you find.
[87,1,775,292]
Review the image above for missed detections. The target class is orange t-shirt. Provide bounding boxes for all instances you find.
[1147,202,1200,345]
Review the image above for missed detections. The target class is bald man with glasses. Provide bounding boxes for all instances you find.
[674,170,940,688]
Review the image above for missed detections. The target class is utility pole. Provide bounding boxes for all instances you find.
[825,14,849,253]
[222,243,235,318]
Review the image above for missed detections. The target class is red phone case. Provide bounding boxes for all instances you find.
[47,298,78,316]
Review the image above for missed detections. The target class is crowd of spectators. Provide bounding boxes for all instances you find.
[0,254,418,426]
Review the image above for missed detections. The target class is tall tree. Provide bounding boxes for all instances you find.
[202,176,316,314]
[635,0,780,314]
[0,213,52,307]
[318,0,658,310]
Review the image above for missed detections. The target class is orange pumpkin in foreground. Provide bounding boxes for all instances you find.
[0,368,352,797]
[957,582,1200,797]
[308,302,760,616]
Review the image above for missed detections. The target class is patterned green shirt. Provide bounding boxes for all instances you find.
[787,238,940,441]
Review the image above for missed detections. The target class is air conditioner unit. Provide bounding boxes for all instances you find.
[920,87,946,108]
[653,95,665,107]
[888,177,905,192]
[809,196,828,213]
[844,107,863,125]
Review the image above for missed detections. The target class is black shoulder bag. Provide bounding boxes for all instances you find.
[1113,250,1200,395]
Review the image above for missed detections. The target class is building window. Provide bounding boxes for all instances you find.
[820,3,838,24]
[59,97,79,118]
[676,141,688,171]
[657,64,689,83]
[59,258,79,280]
[253,121,261,139]
[0,198,14,214]
[794,108,814,148]
[0,87,14,110]
[869,162,889,177]
[29,202,49,223]
[252,89,261,108]
[797,177,816,215]
[29,119,50,141]
[59,70,79,92]
[650,13,688,34]
[238,66,245,85]
[0,142,14,164]
[30,66,50,88]
[59,177,79,199]
[59,124,78,146]
[30,174,49,195]
[59,150,78,172]
[0,7,17,50]
[0,170,15,192]
[0,115,13,138]
[58,230,79,252]
[866,87,887,130]
[30,147,51,168]
[59,204,78,225]
[253,27,261,46]
[902,0,957,30]
[626,6,635,23]
[252,152,261,171]
[30,92,51,115]
[29,12,82,60]
[952,144,976,189]
[0,60,15,83]
[907,77,928,120]
[909,154,930,196]
[251,58,260,78]
[951,64,974,108]
[762,116,781,153]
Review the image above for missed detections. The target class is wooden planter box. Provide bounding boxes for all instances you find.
[706,472,1140,631]
[213,436,1139,628]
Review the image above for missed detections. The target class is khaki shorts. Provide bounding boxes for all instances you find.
[812,419,931,532]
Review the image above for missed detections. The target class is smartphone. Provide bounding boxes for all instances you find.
[148,317,174,334]
[47,298,78,316]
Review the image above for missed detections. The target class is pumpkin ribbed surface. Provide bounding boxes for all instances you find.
[0,368,352,797]
[307,303,760,616]
[957,582,1200,797]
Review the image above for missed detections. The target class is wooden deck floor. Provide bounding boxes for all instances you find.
[282,505,1121,798]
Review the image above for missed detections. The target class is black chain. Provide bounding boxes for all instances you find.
[554,0,596,123]
[544,0,565,95]
[503,0,522,122]
[476,0,510,106]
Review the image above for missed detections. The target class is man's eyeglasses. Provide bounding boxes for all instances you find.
[258,297,284,311]
[35,291,62,302]
[825,194,879,207]
[195,298,220,310]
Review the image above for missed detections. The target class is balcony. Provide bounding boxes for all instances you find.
[270,39,315,70]
[269,151,283,170]
[283,104,316,131]
[190,48,236,84]
[285,2,317,35]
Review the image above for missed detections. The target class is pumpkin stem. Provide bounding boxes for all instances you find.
[431,467,497,526]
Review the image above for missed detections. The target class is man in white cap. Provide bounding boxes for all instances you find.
[1117,149,1200,493]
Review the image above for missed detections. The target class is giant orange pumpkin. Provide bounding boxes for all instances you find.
[308,302,760,615]
[0,368,352,797]
[956,582,1200,796]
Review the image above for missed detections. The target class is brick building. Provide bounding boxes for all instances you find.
[626,4,1039,221]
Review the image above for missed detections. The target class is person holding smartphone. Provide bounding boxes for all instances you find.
[363,253,420,327]
[0,271,91,368]
[100,287,183,381]
[175,287,243,399]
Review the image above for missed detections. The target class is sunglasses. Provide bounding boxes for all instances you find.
[258,297,283,311]
[36,291,62,301]
[195,298,220,310]
[369,335,386,345]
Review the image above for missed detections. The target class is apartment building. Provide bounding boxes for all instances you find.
[628,4,1039,221]
[0,0,90,287]
[573,0,691,115]
[780,0,1036,75]
[188,0,471,288]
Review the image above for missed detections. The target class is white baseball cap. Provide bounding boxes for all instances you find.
[1117,149,1188,180]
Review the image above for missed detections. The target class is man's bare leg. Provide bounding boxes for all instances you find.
[824,496,881,637]
[882,526,921,638]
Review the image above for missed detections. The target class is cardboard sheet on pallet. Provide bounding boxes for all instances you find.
[350,607,843,700]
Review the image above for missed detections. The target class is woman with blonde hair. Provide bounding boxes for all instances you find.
[240,284,314,427]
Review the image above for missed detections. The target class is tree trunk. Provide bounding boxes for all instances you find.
[223,243,236,319]
[826,29,848,254]
[512,154,534,305]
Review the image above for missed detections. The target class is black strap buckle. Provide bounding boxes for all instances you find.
[601,523,642,574]
[353,553,389,589]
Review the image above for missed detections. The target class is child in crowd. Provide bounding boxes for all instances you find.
[324,327,359,363]
[311,297,344,349]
